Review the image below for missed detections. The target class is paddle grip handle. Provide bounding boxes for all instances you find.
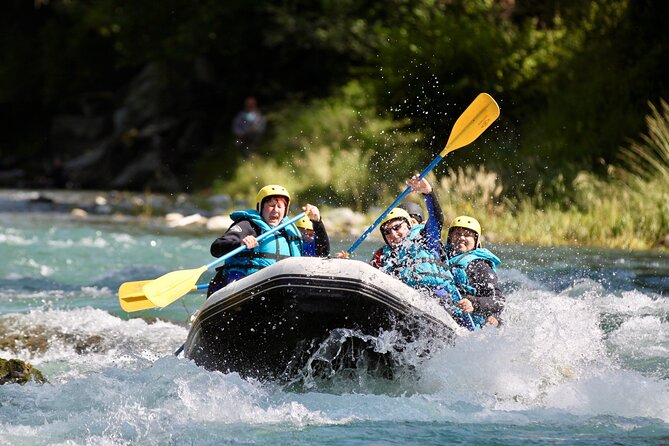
[204,212,307,270]
[347,155,443,254]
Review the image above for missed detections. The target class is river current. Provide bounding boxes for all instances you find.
[0,201,668,445]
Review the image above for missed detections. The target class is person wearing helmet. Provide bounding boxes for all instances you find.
[295,205,330,257]
[445,215,504,328]
[397,202,425,227]
[207,184,320,296]
[370,177,466,322]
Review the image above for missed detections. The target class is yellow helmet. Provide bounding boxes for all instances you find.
[295,216,313,231]
[256,185,290,211]
[448,215,482,247]
[379,208,411,232]
[449,215,481,236]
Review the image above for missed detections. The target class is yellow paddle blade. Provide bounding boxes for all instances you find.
[118,279,204,312]
[118,280,157,312]
[440,93,500,157]
[142,265,208,308]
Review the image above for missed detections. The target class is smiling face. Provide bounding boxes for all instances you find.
[261,196,287,226]
[448,226,478,254]
[381,218,410,248]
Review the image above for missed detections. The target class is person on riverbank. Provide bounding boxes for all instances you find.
[206,184,319,296]
[445,216,504,327]
[232,96,267,158]
[295,206,330,257]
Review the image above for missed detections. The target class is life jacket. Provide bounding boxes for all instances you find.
[302,240,316,257]
[447,247,501,327]
[219,210,303,278]
[378,225,456,292]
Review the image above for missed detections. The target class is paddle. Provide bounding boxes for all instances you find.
[119,282,207,312]
[451,288,477,331]
[118,212,306,310]
[347,93,500,254]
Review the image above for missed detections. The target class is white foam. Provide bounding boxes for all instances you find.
[608,315,669,358]
[0,308,188,380]
[414,284,669,422]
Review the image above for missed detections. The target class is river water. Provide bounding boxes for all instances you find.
[1,202,668,445]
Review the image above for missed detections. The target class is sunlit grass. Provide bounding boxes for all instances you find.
[212,96,669,250]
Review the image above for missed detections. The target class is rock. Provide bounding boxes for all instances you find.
[71,208,89,218]
[165,212,185,223]
[206,215,233,232]
[166,213,208,228]
[322,207,367,234]
[0,358,47,385]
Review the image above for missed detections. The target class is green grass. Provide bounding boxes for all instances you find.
[209,95,669,251]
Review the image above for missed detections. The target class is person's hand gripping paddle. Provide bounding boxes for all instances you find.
[118,212,306,311]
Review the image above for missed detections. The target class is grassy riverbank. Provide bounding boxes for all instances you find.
[208,95,669,251]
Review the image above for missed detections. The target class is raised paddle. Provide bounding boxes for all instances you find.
[119,282,207,312]
[118,212,307,310]
[347,93,500,254]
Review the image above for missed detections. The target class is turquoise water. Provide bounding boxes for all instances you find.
[1,206,669,445]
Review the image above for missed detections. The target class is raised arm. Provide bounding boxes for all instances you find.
[407,175,444,255]
[313,220,331,257]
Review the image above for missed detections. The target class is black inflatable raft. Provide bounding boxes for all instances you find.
[183,257,463,380]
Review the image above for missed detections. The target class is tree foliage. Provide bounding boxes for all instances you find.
[0,0,667,195]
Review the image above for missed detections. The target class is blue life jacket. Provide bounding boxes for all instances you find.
[447,247,501,327]
[220,210,303,278]
[379,225,456,293]
[302,240,316,257]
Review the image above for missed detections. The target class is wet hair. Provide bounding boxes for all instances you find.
[261,196,287,210]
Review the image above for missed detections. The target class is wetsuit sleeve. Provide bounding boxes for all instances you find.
[425,190,444,230]
[467,260,505,317]
[210,220,258,257]
[423,190,445,256]
[313,219,331,257]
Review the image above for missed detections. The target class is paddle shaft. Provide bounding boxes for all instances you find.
[347,156,442,254]
[347,93,499,254]
[451,287,477,331]
[139,211,307,309]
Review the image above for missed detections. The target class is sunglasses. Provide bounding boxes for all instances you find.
[381,221,406,235]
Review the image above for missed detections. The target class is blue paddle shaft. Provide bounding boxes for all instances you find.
[347,155,443,254]
[204,212,306,270]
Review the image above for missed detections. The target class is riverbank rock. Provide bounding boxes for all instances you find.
[322,207,367,235]
[206,215,233,232]
[165,212,208,228]
[0,358,47,385]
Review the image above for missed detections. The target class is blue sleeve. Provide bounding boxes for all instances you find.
[424,193,442,255]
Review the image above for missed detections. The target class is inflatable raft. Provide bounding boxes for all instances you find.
[183,257,464,381]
